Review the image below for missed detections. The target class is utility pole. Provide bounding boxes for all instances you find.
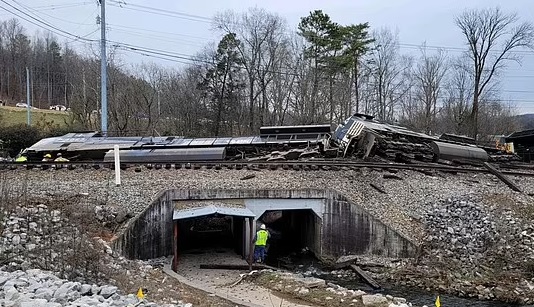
[157,90,161,116]
[99,0,108,135]
[26,67,31,126]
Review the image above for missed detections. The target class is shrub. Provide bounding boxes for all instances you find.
[0,124,42,157]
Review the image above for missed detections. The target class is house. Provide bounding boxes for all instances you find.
[49,105,67,111]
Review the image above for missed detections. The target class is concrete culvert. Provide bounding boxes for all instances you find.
[258,209,320,267]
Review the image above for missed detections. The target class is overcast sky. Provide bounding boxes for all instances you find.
[3,0,534,114]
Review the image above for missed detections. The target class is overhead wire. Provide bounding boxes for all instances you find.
[107,23,212,41]
[30,2,92,11]
[109,28,207,47]
[0,0,96,44]
[13,0,94,26]
[107,0,212,24]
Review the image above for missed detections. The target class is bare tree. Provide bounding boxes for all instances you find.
[214,8,287,132]
[402,48,447,133]
[456,7,534,138]
[368,28,412,122]
[439,57,474,135]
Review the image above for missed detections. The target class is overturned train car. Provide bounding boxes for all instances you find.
[331,114,512,163]
[24,125,331,162]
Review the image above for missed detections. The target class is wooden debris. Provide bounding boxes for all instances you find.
[349,265,381,289]
[415,169,434,176]
[370,183,386,194]
[199,264,270,270]
[483,162,522,192]
[229,270,263,287]
[383,174,403,180]
[240,174,256,180]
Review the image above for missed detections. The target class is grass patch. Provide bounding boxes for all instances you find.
[0,106,70,128]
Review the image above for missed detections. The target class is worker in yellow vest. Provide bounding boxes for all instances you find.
[253,224,270,263]
[15,154,27,162]
[54,153,69,162]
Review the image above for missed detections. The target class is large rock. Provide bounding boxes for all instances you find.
[99,285,118,298]
[361,294,388,306]
[34,288,54,300]
[20,299,61,307]
[295,277,326,288]
[79,284,92,296]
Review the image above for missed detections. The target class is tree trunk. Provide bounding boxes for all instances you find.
[354,55,359,114]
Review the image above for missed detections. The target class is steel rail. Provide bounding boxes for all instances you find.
[1,160,534,177]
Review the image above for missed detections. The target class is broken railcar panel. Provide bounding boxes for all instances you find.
[430,141,489,162]
[332,114,438,158]
[260,124,332,136]
[103,147,226,162]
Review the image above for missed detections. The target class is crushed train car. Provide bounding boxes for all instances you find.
[330,114,516,163]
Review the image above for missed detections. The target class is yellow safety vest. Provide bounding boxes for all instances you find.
[15,156,27,162]
[256,230,268,246]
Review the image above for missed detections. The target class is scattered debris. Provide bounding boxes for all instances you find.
[483,162,522,192]
[239,174,256,180]
[370,183,386,194]
[383,174,403,180]
[349,265,381,289]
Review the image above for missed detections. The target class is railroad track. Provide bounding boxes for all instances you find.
[1,160,534,177]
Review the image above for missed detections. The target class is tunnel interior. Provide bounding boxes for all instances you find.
[176,214,245,255]
[259,209,320,266]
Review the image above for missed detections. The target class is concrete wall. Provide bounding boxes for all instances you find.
[113,189,416,260]
[322,196,414,260]
[112,191,175,259]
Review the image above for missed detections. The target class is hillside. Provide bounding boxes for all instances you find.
[516,113,534,130]
[0,106,70,128]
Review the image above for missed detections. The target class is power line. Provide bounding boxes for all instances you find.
[107,23,212,41]
[108,1,212,24]
[398,42,534,56]
[105,1,534,58]
[119,48,197,66]
[0,1,96,43]
[13,0,94,26]
[31,2,92,11]
[109,28,207,47]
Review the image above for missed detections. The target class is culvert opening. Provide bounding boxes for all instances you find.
[177,214,245,255]
[258,209,320,267]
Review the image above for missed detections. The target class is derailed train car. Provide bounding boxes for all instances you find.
[21,114,514,163]
[23,125,332,162]
[330,114,512,163]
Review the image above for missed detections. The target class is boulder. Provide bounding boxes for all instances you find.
[295,277,326,288]
[362,294,388,306]
[99,285,118,298]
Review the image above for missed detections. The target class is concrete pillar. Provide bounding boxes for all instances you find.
[244,218,257,260]
[248,217,254,271]
[172,221,178,272]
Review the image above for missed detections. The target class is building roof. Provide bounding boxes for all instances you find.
[173,205,255,220]
[506,129,534,141]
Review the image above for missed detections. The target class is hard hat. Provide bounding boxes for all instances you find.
[44,154,51,158]
[260,224,266,230]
